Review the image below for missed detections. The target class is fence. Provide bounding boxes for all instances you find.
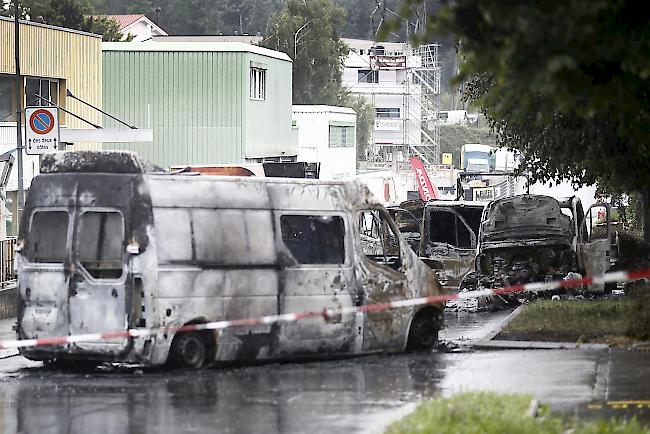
[1,237,17,289]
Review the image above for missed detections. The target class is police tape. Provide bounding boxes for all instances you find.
[2,267,650,350]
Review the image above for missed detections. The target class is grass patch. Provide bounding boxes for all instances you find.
[386,392,646,434]
[499,299,636,345]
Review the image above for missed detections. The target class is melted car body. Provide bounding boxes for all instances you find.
[16,151,444,367]
[466,194,612,303]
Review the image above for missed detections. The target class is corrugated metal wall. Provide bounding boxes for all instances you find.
[244,52,294,159]
[103,50,246,167]
[0,18,102,149]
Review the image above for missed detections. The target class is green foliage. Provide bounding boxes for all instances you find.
[340,93,374,162]
[261,0,348,105]
[421,1,650,195]
[503,299,633,344]
[2,0,129,41]
[386,392,647,434]
[625,283,650,341]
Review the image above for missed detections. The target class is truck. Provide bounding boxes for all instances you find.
[460,144,494,173]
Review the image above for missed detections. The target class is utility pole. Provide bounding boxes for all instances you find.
[13,0,25,235]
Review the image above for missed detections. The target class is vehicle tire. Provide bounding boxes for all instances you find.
[407,313,439,351]
[170,332,206,369]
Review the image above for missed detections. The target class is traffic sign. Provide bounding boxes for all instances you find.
[25,106,60,155]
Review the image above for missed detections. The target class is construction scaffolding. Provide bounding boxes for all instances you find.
[355,43,442,170]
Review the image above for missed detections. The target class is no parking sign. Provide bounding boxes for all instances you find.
[25,106,60,155]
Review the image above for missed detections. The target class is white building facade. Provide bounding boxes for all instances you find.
[342,39,440,167]
[292,105,357,180]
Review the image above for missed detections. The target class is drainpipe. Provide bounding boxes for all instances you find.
[14,1,24,236]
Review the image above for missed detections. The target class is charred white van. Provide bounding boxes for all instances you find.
[16,151,444,368]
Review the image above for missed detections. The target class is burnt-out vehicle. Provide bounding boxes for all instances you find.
[386,200,486,292]
[420,201,485,291]
[16,151,444,368]
[461,194,612,308]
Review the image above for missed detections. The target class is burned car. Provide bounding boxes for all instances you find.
[459,194,612,309]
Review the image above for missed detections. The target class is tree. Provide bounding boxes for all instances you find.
[390,0,650,239]
[339,93,374,163]
[2,0,130,41]
[261,0,348,105]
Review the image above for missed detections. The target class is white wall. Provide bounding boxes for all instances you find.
[292,107,357,180]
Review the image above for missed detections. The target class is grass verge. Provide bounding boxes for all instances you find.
[386,392,646,434]
[498,298,636,345]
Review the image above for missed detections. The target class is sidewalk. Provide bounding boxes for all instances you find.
[0,317,18,359]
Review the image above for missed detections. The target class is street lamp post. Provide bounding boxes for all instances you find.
[293,19,312,60]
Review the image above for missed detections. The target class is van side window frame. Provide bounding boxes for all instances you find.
[276,212,350,267]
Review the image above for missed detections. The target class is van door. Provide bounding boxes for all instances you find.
[356,209,409,352]
[578,203,611,292]
[277,213,357,355]
[422,207,477,288]
[68,209,129,351]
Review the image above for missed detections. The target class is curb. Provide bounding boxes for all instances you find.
[473,304,610,351]
[0,349,18,359]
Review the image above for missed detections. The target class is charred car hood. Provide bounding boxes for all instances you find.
[480,195,573,244]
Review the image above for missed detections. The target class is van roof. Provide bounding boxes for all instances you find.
[146,174,381,211]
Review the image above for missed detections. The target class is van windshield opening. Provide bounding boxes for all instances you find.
[28,211,69,263]
[78,211,124,279]
[429,210,473,248]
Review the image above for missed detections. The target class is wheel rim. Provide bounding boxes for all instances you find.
[177,333,205,368]
[414,321,434,347]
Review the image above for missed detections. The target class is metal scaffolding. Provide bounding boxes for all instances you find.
[362,43,442,169]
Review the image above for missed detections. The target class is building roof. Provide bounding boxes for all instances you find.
[152,35,263,44]
[101,14,168,37]
[292,105,357,115]
[106,14,145,30]
[0,15,101,38]
[102,41,292,62]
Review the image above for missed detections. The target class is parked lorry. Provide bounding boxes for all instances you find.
[16,151,444,368]
[460,144,494,173]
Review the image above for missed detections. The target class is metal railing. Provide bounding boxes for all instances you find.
[1,237,17,288]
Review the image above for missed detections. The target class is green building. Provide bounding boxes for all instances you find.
[102,42,296,168]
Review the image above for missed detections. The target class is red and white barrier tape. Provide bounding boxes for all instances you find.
[2,267,649,350]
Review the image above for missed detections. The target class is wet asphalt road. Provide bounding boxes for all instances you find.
[1,312,649,434]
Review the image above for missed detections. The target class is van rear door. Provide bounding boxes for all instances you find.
[68,209,129,351]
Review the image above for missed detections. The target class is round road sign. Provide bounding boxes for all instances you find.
[29,109,55,135]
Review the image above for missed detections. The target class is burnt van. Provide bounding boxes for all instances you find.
[16,151,444,368]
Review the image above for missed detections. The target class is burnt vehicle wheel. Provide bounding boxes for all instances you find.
[407,312,439,351]
[170,332,207,369]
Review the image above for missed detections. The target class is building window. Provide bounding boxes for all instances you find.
[329,125,355,148]
[375,108,400,118]
[0,75,18,122]
[250,67,266,100]
[280,215,345,264]
[25,77,58,107]
[358,69,378,83]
